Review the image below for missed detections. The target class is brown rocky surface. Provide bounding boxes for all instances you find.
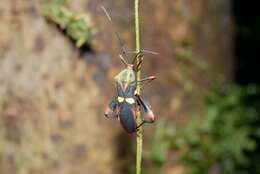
[0,0,232,173]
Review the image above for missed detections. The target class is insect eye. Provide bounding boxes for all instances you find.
[125,98,135,104]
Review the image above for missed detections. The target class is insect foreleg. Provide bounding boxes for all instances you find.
[138,76,156,83]
[137,76,156,90]
[135,55,144,71]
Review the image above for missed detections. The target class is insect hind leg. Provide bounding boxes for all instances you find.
[104,112,119,119]
[135,95,155,131]
[104,99,119,120]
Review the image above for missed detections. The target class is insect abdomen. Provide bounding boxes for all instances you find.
[119,106,136,133]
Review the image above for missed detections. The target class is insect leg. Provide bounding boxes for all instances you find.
[105,112,119,119]
[132,51,143,66]
[136,55,144,71]
[125,49,158,55]
[128,49,158,70]
[104,99,119,119]
[137,76,156,90]
[136,95,155,128]
[136,121,145,129]
[138,76,156,83]
[140,49,158,55]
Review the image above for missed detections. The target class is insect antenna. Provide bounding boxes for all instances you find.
[119,54,128,67]
[101,6,129,64]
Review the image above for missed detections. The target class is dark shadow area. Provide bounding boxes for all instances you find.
[233,1,260,173]
[233,0,260,85]
[45,19,95,54]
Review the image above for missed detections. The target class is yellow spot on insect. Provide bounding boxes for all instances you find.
[126,98,135,104]
[134,90,137,95]
[117,96,125,103]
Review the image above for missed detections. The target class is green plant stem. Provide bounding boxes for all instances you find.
[135,0,142,174]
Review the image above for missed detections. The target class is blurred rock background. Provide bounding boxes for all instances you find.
[0,0,259,174]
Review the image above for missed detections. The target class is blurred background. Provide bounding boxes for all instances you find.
[0,0,260,174]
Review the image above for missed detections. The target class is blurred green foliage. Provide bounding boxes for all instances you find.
[146,84,260,174]
[45,0,95,47]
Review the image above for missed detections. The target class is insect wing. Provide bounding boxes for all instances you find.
[119,104,137,133]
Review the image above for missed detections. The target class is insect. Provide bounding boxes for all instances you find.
[101,6,157,133]
[104,53,156,133]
